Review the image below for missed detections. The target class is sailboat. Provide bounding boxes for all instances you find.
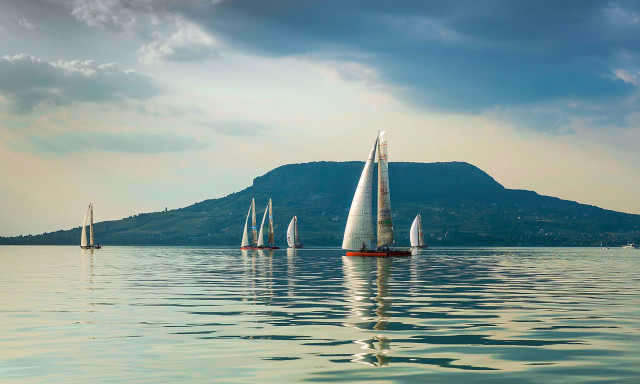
[80,202,101,249]
[343,131,411,257]
[410,214,428,249]
[287,216,303,248]
[241,198,279,249]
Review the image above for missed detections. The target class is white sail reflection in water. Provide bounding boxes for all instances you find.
[342,257,392,366]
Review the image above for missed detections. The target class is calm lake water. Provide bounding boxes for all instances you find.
[1,246,639,383]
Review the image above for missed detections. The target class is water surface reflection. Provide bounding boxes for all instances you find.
[0,246,638,383]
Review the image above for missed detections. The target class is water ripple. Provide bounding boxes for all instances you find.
[1,246,639,383]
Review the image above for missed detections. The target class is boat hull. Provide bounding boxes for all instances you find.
[345,250,411,257]
[241,246,280,250]
[80,245,101,249]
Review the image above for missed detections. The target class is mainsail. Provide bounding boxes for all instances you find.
[251,198,257,245]
[410,214,424,247]
[377,131,394,247]
[342,137,378,250]
[89,202,94,246]
[287,216,296,248]
[241,204,251,247]
[80,203,90,247]
[268,198,274,246]
[257,204,268,247]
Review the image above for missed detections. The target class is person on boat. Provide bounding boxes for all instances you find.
[361,242,366,251]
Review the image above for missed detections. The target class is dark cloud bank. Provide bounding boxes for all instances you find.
[173,0,640,131]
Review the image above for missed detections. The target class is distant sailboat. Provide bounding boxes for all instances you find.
[343,131,411,257]
[410,214,428,249]
[287,216,303,248]
[80,202,101,249]
[241,198,279,249]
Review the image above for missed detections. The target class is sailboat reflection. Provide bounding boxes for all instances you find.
[245,248,274,305]
[80,248,95,313]
[286,248,298,298]
[81,248,93,281]
[343,256,392,366]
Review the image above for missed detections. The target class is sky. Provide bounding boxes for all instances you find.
[1,0,640,236]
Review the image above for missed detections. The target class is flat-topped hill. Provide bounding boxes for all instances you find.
[2,161,639,246]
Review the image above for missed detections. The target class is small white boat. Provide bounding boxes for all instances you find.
[622,243,637,249]
[410,214,428,249]
[287,216,303,248]
[80,202,101,249]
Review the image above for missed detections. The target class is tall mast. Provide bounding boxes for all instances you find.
[89,202,94,246]
[376,131,394,247]
[268,198,274,246]
[342,136,378,250]
[251,198,257,246]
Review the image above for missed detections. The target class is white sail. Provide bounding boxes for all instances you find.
[241,204,251,247]
[251,198,257,246]
[81,203,90,247]
[410,214,424,247]
[257,204,268,247]
[89,202,94,246]
[268,198,274,246]
[376,131,394,247]
[342,137,378,250]
[287,216,296,248]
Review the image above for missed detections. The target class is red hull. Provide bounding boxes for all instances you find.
[346,250,411,257]
[241,246,280,250]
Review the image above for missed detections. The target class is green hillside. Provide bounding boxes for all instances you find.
[2,161,639,246]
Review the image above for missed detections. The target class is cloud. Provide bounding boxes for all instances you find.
[0,54,158,113]
[11,131,207,154]
[319,61,379,83]
[614,69,640,87]
[203,120,273,137]
[139,16,219,64]
[167,1,640,124]
[70,0,153,32]
[17,17,36,31]
[483,105,574,134]
[69,0,219,64]
[0,15,37,31]
[605,2,640,25]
